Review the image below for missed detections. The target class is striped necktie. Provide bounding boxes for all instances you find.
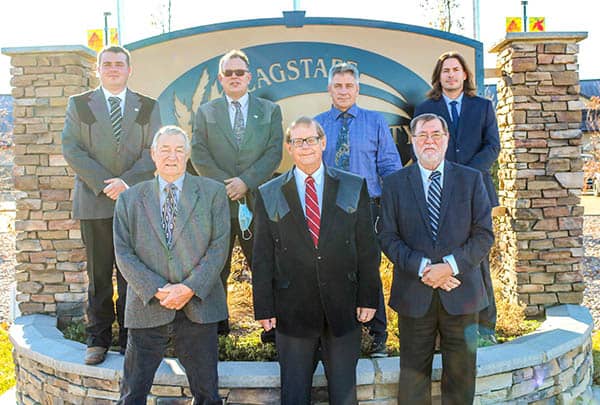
[305,176,320,247]
[108,96,122,143]
[161,183,178,249]
[427,171,442,241]
[232,100,245,145]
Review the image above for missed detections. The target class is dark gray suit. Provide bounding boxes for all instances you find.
[114,174,229,404]
[62,87,161,349]
[379,161,494,404]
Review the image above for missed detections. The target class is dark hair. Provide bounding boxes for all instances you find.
[286,116,326,143]
[97,45,131,66]
[328,62,360,85]
[427,51,476,100]
[219,49,250,73]
[410,113,449,135]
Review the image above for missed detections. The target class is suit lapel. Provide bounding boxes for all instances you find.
[242,94,263,147]
[437,162,456,235]
[171,175,200,246]
[141,179,169,249]
[455,96,472,142]
[214,97,238,150]
[407,164,433,238]
[89,88,115,142]
[281,171,315,248]
[317,168,339,249]
[120,89,141,143]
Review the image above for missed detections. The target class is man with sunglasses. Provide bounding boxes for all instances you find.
[253,116,381,404]
[191,49,283,336]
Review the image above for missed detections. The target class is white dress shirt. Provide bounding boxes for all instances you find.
[101,87,127,114]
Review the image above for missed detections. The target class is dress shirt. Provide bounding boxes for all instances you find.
[101,87,127,114]
[293,163,325,216]
[315,104,402,198]
[226,93,249,129]
[158,173,185,211]
[416,161,459,277]
[442,92,464,120]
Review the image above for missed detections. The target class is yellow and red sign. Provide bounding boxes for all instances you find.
[529,17,545,32]
[506,17,523,33]
[87,28,119,52]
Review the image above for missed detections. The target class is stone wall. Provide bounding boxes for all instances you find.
[490,33,588,317]
[1,46,97,325]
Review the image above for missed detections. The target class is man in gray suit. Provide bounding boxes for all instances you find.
[191,49,283,334]
[61,45,161,365]
[114,125,229,404]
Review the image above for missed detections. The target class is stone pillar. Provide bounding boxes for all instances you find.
[490,33,587,317]
[1,46,97,324]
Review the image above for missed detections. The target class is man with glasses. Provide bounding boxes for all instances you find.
[315,62,402,357]
[191,49,284,335]
[379,113,493,404]
[252,116,381,404]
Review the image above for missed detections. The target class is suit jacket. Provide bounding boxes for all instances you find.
[61,87,162,219]
[113,174,230,329]
[415,95,500,206]
[379,161,494,318]
[252,165,381,338]
[191,94,284,217]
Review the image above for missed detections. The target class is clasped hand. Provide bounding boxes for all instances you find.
[155,283,194,310]
[421,263,461,292]
[103,178,128,200]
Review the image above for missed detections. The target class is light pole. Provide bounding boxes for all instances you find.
[103,12,112,46]
[521,0,528,32]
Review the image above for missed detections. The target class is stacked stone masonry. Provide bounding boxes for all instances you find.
[491,34,587,317]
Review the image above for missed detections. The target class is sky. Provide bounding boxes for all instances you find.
[1,0,597,94]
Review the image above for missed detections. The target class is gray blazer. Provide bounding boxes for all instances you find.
[191,94,283,217]
[113,174,230,329]
[61,87,162,219]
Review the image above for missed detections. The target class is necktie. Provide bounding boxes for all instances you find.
[161,183,178,249]
[231,100,245,145]
[305,176,320,247]
[335,113,350,170]
[108,96,122,143]
[449,100,459,133]
[427,171,442,241]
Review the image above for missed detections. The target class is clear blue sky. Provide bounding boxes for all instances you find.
[1,0,597,94]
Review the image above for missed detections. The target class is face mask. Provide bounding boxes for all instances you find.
[238,197,253,241]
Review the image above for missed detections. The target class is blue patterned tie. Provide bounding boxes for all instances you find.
[108,96,122,143]
[427,171,442,241]
[232,100,245,145]
[335,112,350,170]
[161,183,177,248]
[449,100,459,133]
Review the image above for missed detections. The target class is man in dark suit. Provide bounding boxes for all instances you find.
[252,116,381,404]
[414,51,500,342]
[114,126,229,404]
[379,113,494,404]
[62,45,161,365]
[191,49,283,335]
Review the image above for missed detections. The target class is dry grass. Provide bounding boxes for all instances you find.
[0,322,15,396]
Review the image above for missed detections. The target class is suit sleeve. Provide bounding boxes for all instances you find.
[356,181,382,308]
[61,97,114,195]
[191,106,232,182]
[238,104,284,190]
[113,193,168,305]
[375,114,403,178]
[449,172,494,272]
[181,184,231,299]
[250,191,276,320]
[120,101,162,186]
[465,99,500,172]
[378,175,427,277]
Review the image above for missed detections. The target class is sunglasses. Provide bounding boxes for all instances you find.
[222,69,249,77]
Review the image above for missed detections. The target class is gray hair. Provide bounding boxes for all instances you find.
[286,116,326,143]
[328,62,360,85]
[219,49,250,73]
[410,113,449,135]
[151,125,191,152]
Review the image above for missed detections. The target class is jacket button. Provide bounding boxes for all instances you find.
[456,148,460,152]
[317,256,322,260]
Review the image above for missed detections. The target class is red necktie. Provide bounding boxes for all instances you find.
[305,176,320,247]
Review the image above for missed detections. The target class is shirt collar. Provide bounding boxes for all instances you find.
[226,92,249,109]
[442,92,464,105]
[294,162,325,186]
[101,87,127,102]
[157,173,185,193]
[417,160,445,182]
[331,104,358,120]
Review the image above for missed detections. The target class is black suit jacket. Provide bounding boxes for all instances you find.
[379,162,494,318]
[252,166,381,338]
[415,95,500,206]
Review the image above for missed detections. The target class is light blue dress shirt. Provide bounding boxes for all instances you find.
[293,163,325,216]
[158,173,185,211]
[226,93,249,129]
[442,92,464,121]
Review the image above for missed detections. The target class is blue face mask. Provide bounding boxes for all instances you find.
[238,197,253,241]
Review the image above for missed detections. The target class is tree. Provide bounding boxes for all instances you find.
[420,0,464,33]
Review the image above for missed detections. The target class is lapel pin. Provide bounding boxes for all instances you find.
[134,107,139,112]
[253,115,259,119]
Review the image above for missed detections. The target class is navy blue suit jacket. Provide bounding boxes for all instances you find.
[415,95,500,206]
[379,161,494,318]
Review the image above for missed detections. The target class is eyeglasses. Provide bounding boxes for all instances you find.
[288,136,322,148]
[222,69,249,77]
[412,132,446,142]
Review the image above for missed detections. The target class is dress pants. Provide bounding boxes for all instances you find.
[219,217,254,334]
[398,291,478,405]
[80,218,127,349]
[365,199,387,343]
[118,311,221,405]
[478,258,497,336]
[276,325,361,405]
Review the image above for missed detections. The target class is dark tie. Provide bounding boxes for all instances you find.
[305,176,320,247]
[449,100,459,132]
[427,171,442,241]
[335,113,350,170]
[231,100,245,145]
[108,96,122,143]
[161,183,178,249]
